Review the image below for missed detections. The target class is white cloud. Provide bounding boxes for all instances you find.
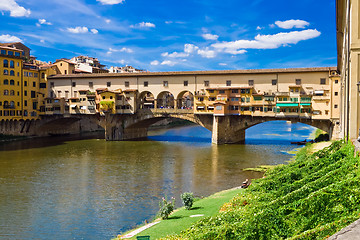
[219,63,227,66]
[107,47,133,55]
[38,19,52,25]
[97,0,125,5]
[161,51,189,58]
[151,60,160,66]
[67,26,89,33]
[90,29,98,34]
[0,0,30,17]
[202,33,219,41]
[184,44,199,54]
[40,39,45,43]
[116,59,126,64]
[165,21,173,24]
[212,29,321,54]
[161,60,177,66]
[256,26,262,30]
[131,22,156,28]
[0,34,22,42]
[105,19,111,24]
[275,20,310,29]
[269,24,275,28]
[197,47,216,58]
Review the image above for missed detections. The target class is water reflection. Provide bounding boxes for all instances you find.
[0,121,315,239]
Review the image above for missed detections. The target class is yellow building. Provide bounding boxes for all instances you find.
[0,46,23,120]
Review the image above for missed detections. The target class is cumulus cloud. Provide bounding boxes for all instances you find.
[0,34,22,42]
[275,20,310,29]
[107,47,133,55]
[150,60,160,66]
[0,0,30,17]
[256,26,262,30]
[37,19,52,26]
[161,51,189,58]
[67,26,89,33]
[197,47,216,58]
[161,60,177,66]
[131,22,156,28]
[105,19,111,24]
[219,63,227,66]
[184,44,199,54]
[212,29,321,54]
[40,39,45,43]
[97,0,125,5]
[202,33,219,41]
[90,29,98,34]
[115,59,126,64]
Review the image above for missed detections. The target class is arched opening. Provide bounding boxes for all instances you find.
[138,91,155,109]
[156,91,174,109]
[176,91,194,109]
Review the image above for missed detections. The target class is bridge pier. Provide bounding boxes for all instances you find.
[212,115,246,144]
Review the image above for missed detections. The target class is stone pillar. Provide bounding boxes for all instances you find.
[211,115,246,144]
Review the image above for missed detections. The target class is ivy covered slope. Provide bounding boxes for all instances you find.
[165,141,360,240]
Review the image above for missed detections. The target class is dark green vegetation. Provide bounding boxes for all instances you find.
[164,141,360,240]
[314,129,329,142]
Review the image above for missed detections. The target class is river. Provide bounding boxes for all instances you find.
[0,121,315,239]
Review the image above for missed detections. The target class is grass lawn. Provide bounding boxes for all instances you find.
[115,187,244,240]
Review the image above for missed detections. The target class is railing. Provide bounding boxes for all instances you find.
[138,108,194,114]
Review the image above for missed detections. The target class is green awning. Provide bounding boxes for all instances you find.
[276,103,299,107]
[300,103,311,106]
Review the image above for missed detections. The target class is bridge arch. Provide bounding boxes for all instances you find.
[176,91,194,109]
[138,91,155,109]
[156,91,175,109]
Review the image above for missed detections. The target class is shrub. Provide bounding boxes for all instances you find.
[181,192,195,210]
[158,196,175,219]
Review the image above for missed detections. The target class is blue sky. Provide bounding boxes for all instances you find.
[0,0,337,71]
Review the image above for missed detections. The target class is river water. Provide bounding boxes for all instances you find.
[0,121,314,240]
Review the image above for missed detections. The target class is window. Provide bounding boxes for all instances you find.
[72,82,76,87]
[102,96,105,100]
[24,91,27,96]
[9,60,14,68]
[10,70,14,76]
[226,80,231,86]
[3,59,8,67]
[15,52,20,57]
[89,82,93,88]
[144,81,148,87]
[335,80,339,84]
[24,71,28,77]
[8,51,13,56]
[184,81,188,86]
[125,81,129,87]
[33,82,36,87]
[64,70,67,74]
[248,80,254,86]
[41,73,45,79]
[29,72,33,77]
[229,105,239,110]
[65,91,69,99]
[254,96,262,101]
[3,79,8,85]
[320,78,326,85]
[110,96,113,99]
[0,50,6,55]
[33,102,37,110]
[335,92,338,96]
[163,81,168,87]
[204,81,209,87]
[232,89,239,93]
[295,79,301,85]
[4,90,8,95]
[10,80,14,85]
[216,106,222,110]
[39,83,46,88]
[50,82,54,88]
[107,82,111,87]
[3,70,8,75]
[31,91,36,98]
[34,73,38,78]
[272,79,277,85]
[24,100,27,107]
[219,90,225,94]
[9,90,14,96]
[246,97,250,103]
[334,104,338,108]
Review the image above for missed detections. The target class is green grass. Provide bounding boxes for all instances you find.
[115,188,244,240]
[162,140,360,240]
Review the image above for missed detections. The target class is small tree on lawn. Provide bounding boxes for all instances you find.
[181,192,194,210]
[158,196,175,219]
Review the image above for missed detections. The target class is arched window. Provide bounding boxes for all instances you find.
[9,60,14,68]
[10,90,14,96]
[3,59,8,68]
[4,101,8,107]
[3,79,8,85]
[4,90,9,95]
[3,70,8,75]
[9,80,14,85]
[9,70,14,76]
[41,72,45,79]
[10,101,15,107]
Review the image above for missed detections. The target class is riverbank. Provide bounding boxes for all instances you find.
[113,187,245,239]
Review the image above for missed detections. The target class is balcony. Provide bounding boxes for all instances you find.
[3,105,15,109]
[275,92,290,96]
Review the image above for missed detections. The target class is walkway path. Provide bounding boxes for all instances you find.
[120,221,160,239]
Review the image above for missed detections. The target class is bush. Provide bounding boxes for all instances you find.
[181,192,195,210]
[158,196,175,219]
